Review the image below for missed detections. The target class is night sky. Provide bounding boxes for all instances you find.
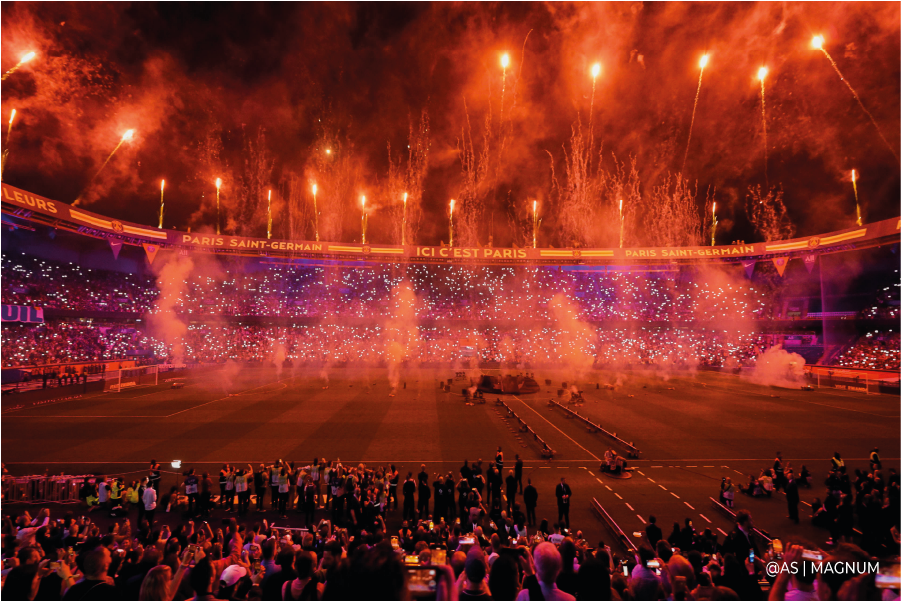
[2,2,899,247]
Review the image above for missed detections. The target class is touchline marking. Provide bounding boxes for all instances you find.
[684,502,695,510]
[512,396,601,461]
[659,485,667,491]
[647,478,656,483]
[636,470,645,476]
[717,528,728,536]
[652,466,663,468]
[588,471,595,476]
[605,485,613,491]
[670,492,680,499]
[614,493,623,500]
[636,514,646,524]
[700,514,711,523]
[625,503,634,510]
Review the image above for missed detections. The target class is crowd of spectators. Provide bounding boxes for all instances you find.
[2,321,786,369]
[2,452,896,601]
[831,332,900,371]
[3,254,784,323]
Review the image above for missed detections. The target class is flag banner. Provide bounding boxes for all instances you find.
[1,305,44,323]
[803,254,816,273]
[143,243,160,265]
[109,239,123,260]
[741,260,756,278]
[772,256,788,277]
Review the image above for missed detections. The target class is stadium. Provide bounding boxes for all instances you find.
[1,3,900,601]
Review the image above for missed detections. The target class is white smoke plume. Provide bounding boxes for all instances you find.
[746,345,806,388]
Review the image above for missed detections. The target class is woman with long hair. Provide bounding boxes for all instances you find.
[138,547,191,601]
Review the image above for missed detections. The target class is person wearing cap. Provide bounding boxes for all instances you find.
[517,542,575,600]
[459,546,490,598]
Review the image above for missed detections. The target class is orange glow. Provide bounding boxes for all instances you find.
[591,63,601,78]
[122,129,135,141]
[757,66,768,81]
[532,199,537,214]
[500,53,510,69]
[215,178,221,189]
[851,169,856,183]
[161,179,165,191]
[312,183,317,195]
[449,198,455,215]
[699,54,709,69]
[361,195,366,208]
[9,109,15,125]
[812,35,824,50]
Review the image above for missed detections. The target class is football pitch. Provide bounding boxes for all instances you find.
[3,366,897,549]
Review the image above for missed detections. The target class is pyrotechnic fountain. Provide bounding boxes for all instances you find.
[158,179,165,229]
[757,66,769,187]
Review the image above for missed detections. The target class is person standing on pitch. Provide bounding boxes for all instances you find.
[555,477,571,529]
[505,470,517,513]
[496,446,504,472]
[515,454,524,494]
[403,472,417,521]
[773,451,786,491]
[785,470,800,524]
[524,479,538,527]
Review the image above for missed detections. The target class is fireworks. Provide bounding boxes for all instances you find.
[267,189,272,239]
[448,198,455,247]
[158,179,165,229]
[681,54,709,174]
[851,169,861,226]
[402,192,408,246]
[311,183,319,242]
[2,51,36,81]
[1,108,17,181]
[500,52,510,125]
[532,200,539,248]
[73,129,136,206]
[588,62,601,161]
[361,195,368,244]
[813,35,899,162]
[618,198,624,249]
[710,201,718,246]
[215,177,222,235]
[758,66,769,187]
[500,53,510,69]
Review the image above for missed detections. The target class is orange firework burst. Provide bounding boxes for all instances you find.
[2,51,36,81]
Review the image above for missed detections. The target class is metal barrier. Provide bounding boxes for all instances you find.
[591,497,638,553]
[708,497,773,543]
[549,400,641,458]
[3,475,92,504]
[494,398,556,459]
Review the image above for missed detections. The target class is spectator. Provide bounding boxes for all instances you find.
[517,542,575,601]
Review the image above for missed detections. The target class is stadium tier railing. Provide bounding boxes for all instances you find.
[591,497,638,554]
[549,400,641,458]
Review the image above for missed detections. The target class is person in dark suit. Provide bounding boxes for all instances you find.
[722,510,759,561]
[555,477,572,528]
[514,454,524,494]
[523,479,538,526]
[402,472,417,521]
[785,471,800,524]
[645,515,663,548]
[505,470,517,512]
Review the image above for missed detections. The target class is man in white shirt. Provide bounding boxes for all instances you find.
[15,508,50,547]
[142,477,158,524]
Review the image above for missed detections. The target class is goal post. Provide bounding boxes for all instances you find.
[103,365,159,392]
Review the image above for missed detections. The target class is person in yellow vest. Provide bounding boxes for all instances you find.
[870,447,881,471]
[110,477,123,509]
[126,480,140,508]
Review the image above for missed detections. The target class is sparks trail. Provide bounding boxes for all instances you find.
[74,129,135,206]
[851,170,861,226]
[681,56,708,174]
[818,47,899,164]
[758,67,769,188]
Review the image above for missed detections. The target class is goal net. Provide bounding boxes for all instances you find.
[103,365,159,392]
